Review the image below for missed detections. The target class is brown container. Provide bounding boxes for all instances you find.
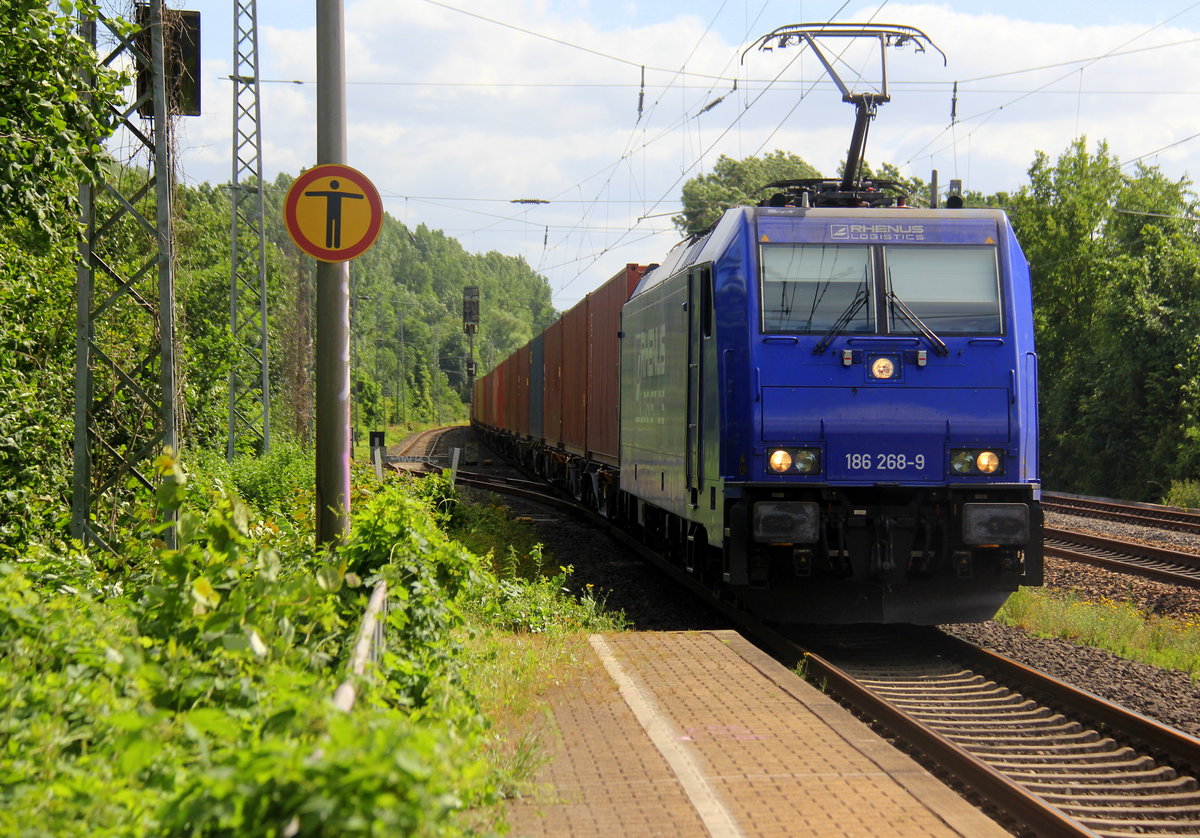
[560,296,589,455]
[586,264,645,465]
[495,357,510,432]
[542,318,563,447]
[513,342,531,438]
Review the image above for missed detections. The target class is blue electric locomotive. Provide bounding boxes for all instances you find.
[473,22,1041,624]
[617,189,1042,623]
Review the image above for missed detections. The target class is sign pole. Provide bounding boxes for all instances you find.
[315,0,350,543]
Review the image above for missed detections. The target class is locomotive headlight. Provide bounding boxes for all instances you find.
[793,448,820,474]
[950,450,975,474]
[950,448,1004,475]
[766,448,821,474]
[870,356,896,379]
[768,449,793,473]
[976,451,1001,474]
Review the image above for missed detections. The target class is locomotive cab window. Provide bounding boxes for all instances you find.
[760,245,874,333]
[885,246,1002,335]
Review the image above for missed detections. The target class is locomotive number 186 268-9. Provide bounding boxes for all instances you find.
[844,453,926,471]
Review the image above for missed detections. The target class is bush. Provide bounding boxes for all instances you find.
[1162,479,1200,510]
[0,454,500,836]
[468,559,627,635]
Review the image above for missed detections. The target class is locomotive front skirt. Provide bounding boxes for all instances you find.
[475,205,1042,625]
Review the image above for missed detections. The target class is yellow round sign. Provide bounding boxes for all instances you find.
[284,164,383,262]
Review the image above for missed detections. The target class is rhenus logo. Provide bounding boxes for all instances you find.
[829,223,926,242]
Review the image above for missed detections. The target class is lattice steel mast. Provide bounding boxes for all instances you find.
[228,0,271,457]
[73,1,179,550]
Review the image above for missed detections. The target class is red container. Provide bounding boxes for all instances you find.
[543,318,563,447]
[560,296,589,455]
[513,343,531,438]
[586,264,645,465]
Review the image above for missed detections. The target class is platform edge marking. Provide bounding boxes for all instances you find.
[589,634,745,838]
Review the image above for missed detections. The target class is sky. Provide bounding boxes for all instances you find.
[132,0,1200,309]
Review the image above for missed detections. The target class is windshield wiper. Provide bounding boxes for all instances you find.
[813,287,867,354]
[887,291,949,356]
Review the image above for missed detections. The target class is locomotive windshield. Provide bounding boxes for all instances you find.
[759,243,1002,336]
[885,246,1002,334]
[761,245,874,333]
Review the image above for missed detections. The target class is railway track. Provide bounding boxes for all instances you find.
[393,425,447,459]
[1045,492,1200,536]
[1044,526,1200,588]
[450,457,1200,835]
[776,625,1200,837]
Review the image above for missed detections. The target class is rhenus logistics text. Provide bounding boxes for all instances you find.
[830,223,925,242]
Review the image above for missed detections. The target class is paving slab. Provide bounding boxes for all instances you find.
[505,630,1011,838]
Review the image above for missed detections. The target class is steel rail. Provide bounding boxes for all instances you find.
[778,627,1200,837]
[395,426,446,458]
[788,642,1103,837]
[1044,526,1200,587]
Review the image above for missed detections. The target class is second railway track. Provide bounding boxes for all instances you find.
[1044,526,1200,588]
[1045,493,1200,536]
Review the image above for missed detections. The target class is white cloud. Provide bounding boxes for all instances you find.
[167,1,1200,307]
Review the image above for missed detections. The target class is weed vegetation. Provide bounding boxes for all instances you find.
[1162,479,1200,510]
[997,588,1200,678]
[0,451,622,836]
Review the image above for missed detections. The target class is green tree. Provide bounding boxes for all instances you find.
[1009,138,1200,498]
[0,1,128,233]
[0,2,130,551]
[674,150,821,234]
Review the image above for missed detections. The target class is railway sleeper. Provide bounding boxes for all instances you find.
[1050,792,1200,811]
[857,674,998,688]
[868,681,1010,697]
[1072,811,1200,830]
[981,748,1147,767]
[905,706,1057,723]
[952,739,1121,757]
[945,729,1102,749]
[897,694,1037,710]
[1073,823,1200,838]
[929,716,1080,734]
[1006,766,1183,784]
[1025,777,1198,795]
[857,671,992,682]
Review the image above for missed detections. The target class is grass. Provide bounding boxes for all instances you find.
[450,492,545,578]
[442,479,627,814]
[459,630,593,799]
[996,587,1200,678]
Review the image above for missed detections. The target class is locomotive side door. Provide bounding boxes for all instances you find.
[686,265,712,505]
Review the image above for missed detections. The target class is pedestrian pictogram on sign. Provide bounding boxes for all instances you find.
[284,164,383,262]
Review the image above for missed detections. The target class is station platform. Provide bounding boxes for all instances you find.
[505,630,1010,838]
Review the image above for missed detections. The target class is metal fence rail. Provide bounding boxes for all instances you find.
[332,581,388,712]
